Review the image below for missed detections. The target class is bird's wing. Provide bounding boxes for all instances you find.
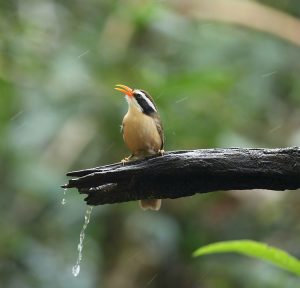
[154,116,164,150]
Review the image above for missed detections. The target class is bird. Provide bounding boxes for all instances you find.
[114,84,164,211]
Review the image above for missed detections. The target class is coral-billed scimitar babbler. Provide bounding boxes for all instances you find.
[115,84,164,211]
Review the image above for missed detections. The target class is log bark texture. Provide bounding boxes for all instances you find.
[62,147,300,206]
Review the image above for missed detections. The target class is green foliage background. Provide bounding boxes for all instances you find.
[1,0,300,287]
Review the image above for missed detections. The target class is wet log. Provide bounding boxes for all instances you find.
[62,147,300,206]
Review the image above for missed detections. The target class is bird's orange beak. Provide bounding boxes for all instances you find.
[115,84,134,97]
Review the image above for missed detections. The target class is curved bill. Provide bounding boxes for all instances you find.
[114,84,133,97]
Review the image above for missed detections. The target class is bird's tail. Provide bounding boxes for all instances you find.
[139,199,161,211]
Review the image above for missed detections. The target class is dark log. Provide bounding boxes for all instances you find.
[62,147,300,206]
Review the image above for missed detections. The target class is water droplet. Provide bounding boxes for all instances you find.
[61,189,67,205]
[72,206,93,277]
[72,264,80,277]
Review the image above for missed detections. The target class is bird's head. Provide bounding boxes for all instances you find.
[115,84,157,115]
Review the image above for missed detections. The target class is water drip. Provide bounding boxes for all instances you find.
[61,188,67,205]
[72,206,93,277]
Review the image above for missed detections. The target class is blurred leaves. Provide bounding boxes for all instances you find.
[193,240,300,276]
[1,0,300,287]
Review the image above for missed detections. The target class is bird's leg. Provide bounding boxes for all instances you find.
[121,154,133,165]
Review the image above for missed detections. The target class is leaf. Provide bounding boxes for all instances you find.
[193,240,300,276]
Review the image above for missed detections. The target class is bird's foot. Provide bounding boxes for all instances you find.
[121,157,129,165]
[158,149,165,156]
[121,155,133,165]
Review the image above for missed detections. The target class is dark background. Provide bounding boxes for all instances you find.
[1,0,300,287]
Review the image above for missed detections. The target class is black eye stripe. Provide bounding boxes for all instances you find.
[134,90,157,115]
[136,96,154,114]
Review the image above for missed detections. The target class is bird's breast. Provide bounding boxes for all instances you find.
[122,109,161,156]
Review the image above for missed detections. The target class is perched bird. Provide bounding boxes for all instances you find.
[115,84,164,211]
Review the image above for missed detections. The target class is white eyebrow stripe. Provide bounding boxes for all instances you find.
[135,90,157,112]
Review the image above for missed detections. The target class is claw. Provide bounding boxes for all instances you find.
[121,157,129,165]
[120,155,133,165]
[158,149,165,156]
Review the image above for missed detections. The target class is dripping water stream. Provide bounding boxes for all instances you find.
[61,188,67,205]
[72,206,93,277]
